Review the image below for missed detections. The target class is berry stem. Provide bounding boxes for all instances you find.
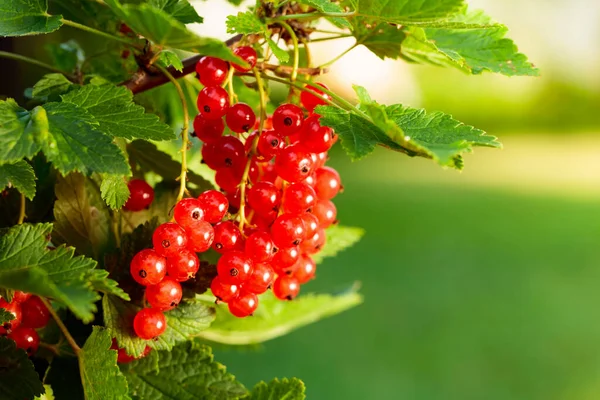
[0,51,73,77]
[61,19,143,49]
[308,34,354,43]
[156,65,190,203]
[278,22,299,83]
[267,11,357,23]
[17,194,25,224]
[40,298,81,355]
[318,43,358,68]
[225,66,237,104]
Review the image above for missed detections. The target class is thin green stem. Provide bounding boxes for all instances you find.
[225,67,237,104]
[312,28,350,35]
[309,34,353,43]
[61,19,142,48]
[156,65,190,202]
[17,194,25,224]
[0,51,69,75]
[40,298,81,355]
[318,43,358,68]
[278,22,299,83]
[268,11,356,23]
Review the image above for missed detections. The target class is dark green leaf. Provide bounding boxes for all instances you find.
[31,73,73,100]
[0,0,62,36]
[121,341,247,399]
[0,337,45,399]
[149,0,203,24]
[353,20,406,59]
[0,99,40,164]
[100,174,130,210]
[156,49,184,72]
[246,378,305,400]
[45,40,85,72]
[313,225,364,263]
[299,0,350,28]
[80,327,131,400]
[0,160,36,199]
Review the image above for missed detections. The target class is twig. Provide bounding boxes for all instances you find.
[40,298,81,355]
[0,51,73,77]
[17,194,25,224]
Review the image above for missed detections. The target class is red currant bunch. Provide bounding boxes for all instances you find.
[0,292,51,357]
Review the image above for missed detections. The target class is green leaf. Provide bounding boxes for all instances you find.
[0,0,63,36]
[313,225,364,263]
[354,0,464,24]
[353,20,406,59]
[246,378,305,400]
[121,341,247,399]
[298,0,350,28]
[31,73,73,100]
[103,295,215,357]
[0,160,36,199]
[0,223,123,322]
[88,269,130,301]
[52,173,110,259]
[149,0,203,24]
[35,385,55,400]
[198,291,362,345]
[0,307,15,325]
[61,84,175,141]
[156,49,184,72]
[80,327,131,400]
[226,11,264,35]
[45,40,85,72]
[0,337,45,399]
[266,38,290,63]
[0,99,40,164]
[100,174,130,210]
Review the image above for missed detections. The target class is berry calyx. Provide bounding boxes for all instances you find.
[216,250,253,284]
[20,296,50,329]
[124,179,154,211]
[193,115,225,144]
[271,213,305,248]
[197,86,230,120]
[272,276,300,300]
[152,223,188,257]
[274,143,315,183]
[210,276,240,303]
[133,308,167,340]
[232,46,257,72]
[226,103,256,133]
[146,277,183,311]
[196,56,229,87]
[272,103,304,136]
[166,249,200,282]
[174,198,205,230]
[300,83,332,113]
[130,249,167,286]
[212,221,245,253]
[197,190,228,223]
[8,327,39,356]
[228,291,258,317]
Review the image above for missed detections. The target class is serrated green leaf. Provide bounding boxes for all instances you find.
[0,99,40,164]
[53,173,110,259]
[0,308,15,325]
[45,40,85,72]
[198,291,362,345]
[226,11,264,35]
[0,160,36,199]
[121,341,247,399]
[100,174,130,210]
[0,0,63,37]
[34,385,55,400]
[61,84,175,141]
[0,337,45,400]
[298,0,350,28]
[313,225,364,263]
[156,49,184,72]
[353,20,406,59]
[31,73,73,100]
[266,38,290,63]
[103,295,215,357]
[149,0,203,24]
[354,0,464,24]
[246,378,305,400]
[80,327,131,400]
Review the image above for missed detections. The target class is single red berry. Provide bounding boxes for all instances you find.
[314,167,342,199]
[201,142,220,169]
[196,56,229,86]
[226,189,241,212]
[271,213,305,248]
[166,248,200,282]
[272,104,304,136]
[186,220,215,253]
[146,278,183,311]
[197,86,230,120]
[232,46,257,72]
[274,143,315,183]
[210,276,240,303]
[211,135,246,169]
[124,179,154,211]
[300,228,326,254]
[258,162,279,184]
[299,115,334,153]
[20,296,50,329]
[292,255,316,284]
[216,250,253,284]
[245,231,275,263]
[212,221,244,253]
[282,182,317,214]
[228,291,258,317]
[174,198,205,229]
[226,103,256,133]
[247,181,281,217]
[215,167,242,193]
[133,308,167,340]
[313,152,328,169]
[299,212,319,239]
[113,343,151,364]
[130,249,167,286]
[152,223,188,257]
[0,299,21,334]
[244,262,274,294]
[8,327,39,356]
[272,276,300,300]
[300,83,331,113]
[12,291,31,303]
[271,246,300,274]
[193,115,224,144]
[313,199,337,228]
[256,130,285,161]
[252,212,277,232]
[197,190,228,223]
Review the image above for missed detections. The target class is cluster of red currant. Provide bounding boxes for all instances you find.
[0,292,50,356]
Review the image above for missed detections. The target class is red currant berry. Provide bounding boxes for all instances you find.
[196,56,229,87]
[300,83,332,113]
[20,296,50,329]
[212,135,246,169]
[113,343,151,364]
[0,299,21,334]
[282,182,317,214]
[152,223,188,257]
[228,291,258,317]
[247,181,281,216]
[271,213,305,248]
[245,231,275,263]
[186,220,214,253]
[133,308,167,340]
[226,103,256,133]
[292,255,316,284]
[217,250,253,284]
[193,115,224,144]
[254,115,273,131]
[12,291,31,303]
[272,104,304,135]
[299,115,334,153]
[244,262,274,294]
[215,167,241,193]
[258,162,279,184]
[252,212,277,232]
[210,276,240,303]
[198,190,228,223]
[8,327,39,356]
[313,199,337,228]
[232,46,257,72]
[174,198,205,229]
[226,189,241,212]
[300,228,326,254]
[272,276,300,300]
[197,86,230,120]
[166,248,200,282]
[313,152,328,169]
[256,130,285,161]
[314,167,341,199]
[271,246,300,274]
[299,212,319,239]
[274,143,315,183]
[146,277,182,311]
[124,179,154,211]
[212,221,244,253]
[130,249,167,286]
[201,142,220,169]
